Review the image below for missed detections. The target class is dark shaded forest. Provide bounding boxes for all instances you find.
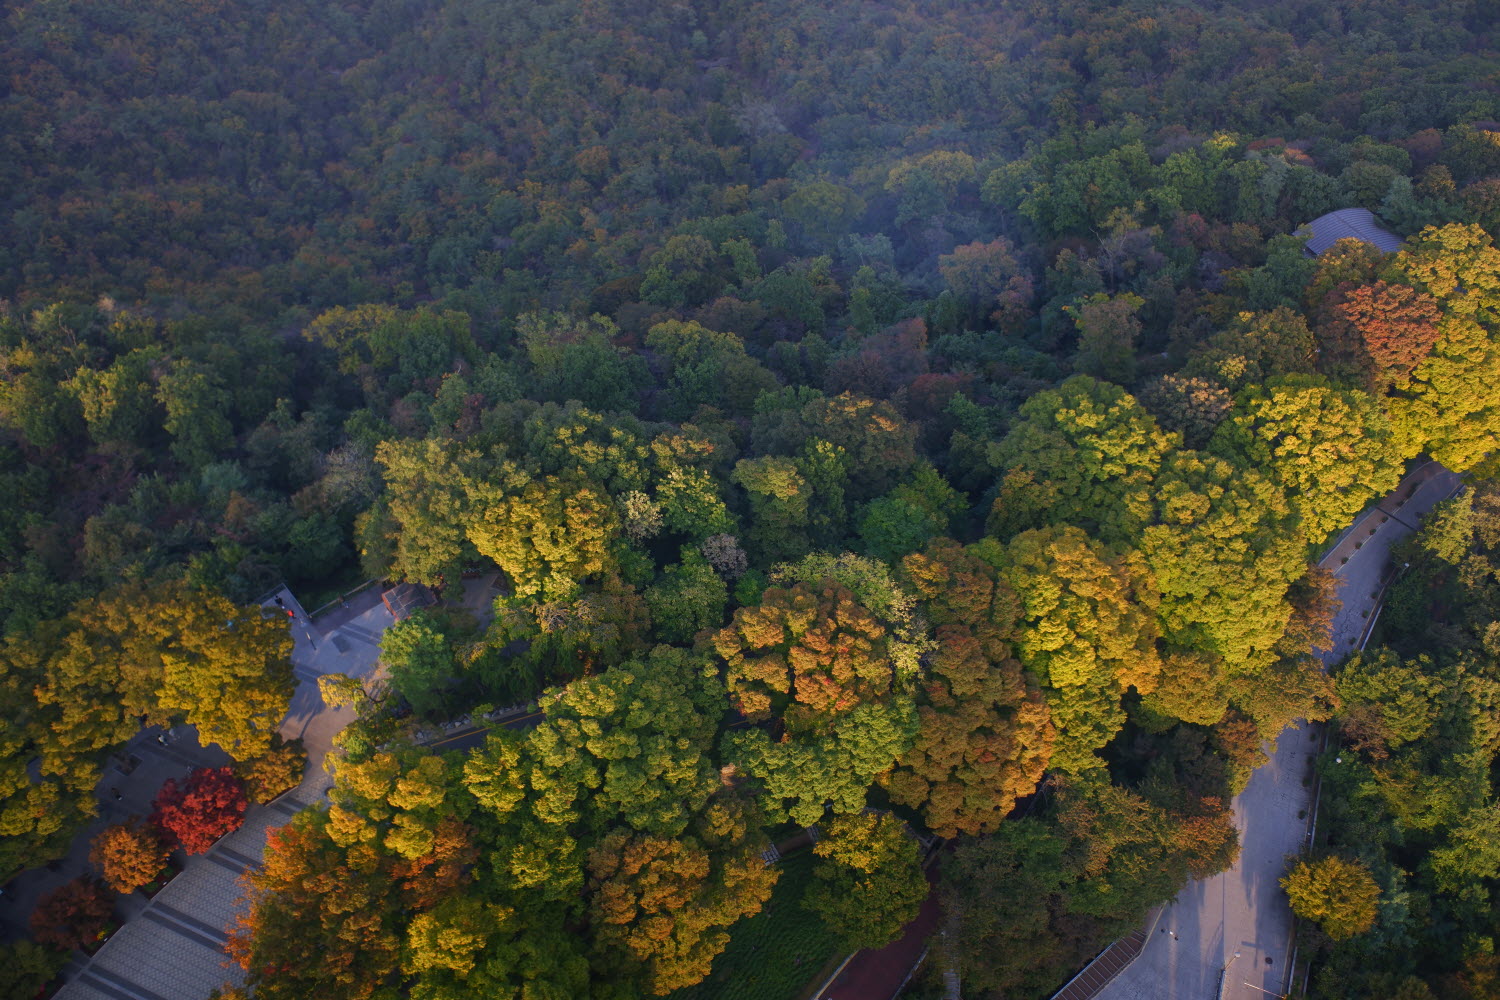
[2,0,1500,998]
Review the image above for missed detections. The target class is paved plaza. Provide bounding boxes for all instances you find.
[46,585,397,1000]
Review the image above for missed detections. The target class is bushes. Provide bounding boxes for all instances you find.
[1282,855,1380,941]
[0,939,67,997]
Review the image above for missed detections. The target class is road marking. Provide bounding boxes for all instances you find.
[427,712,545,747]
[339,623,385,646]
[216,845,259,869]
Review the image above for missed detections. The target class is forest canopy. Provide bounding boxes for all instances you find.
[2,0,1500,998]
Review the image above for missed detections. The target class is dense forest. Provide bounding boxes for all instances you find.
[2,0,1500,997]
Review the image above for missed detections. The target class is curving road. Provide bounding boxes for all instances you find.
[1090,462,1463,1000]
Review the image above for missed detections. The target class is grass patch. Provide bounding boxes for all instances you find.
[669,849,841,1000]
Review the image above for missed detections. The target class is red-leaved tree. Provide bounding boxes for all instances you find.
[30,877,114,952]
[151,767,248,854]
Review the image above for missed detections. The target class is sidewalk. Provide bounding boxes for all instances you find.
[0,730,230,945]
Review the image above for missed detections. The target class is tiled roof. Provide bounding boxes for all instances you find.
[1299,207,1405,256]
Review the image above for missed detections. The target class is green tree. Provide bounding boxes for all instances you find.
[941,818,1071,997]
[1070,292,1143,383]
[157,361,234,469]
[988,376,1177,545]
[516,312,649,413]
[639,235,724,308]
[751,390,917,501]
[1183,307,1319,392]
[1137,375,1234,450]
[482,575,651,697]
[467,469,620,601]
[381,612,456,718]
[1209,375,1402,544]
[859,464,966,564]
[66,349,159,448]
[644,320,777,419]
[515,647,724,838]
[1140,451,1304,673]
[643,551,727,644]
[724,699,918,826]
[782,178,867,250]
[303,305,477,387]
[999,526,1161,773]
[1335,650,1446,754]
[372,438,477,587]
[1281,855,1380,940]
[805,812,928,951]
[0,939,67,999]
[732,455,812,563]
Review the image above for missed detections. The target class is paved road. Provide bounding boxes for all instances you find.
[1094,462,1462,1000]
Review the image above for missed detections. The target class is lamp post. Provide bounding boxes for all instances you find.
[1217,951,1242,1000]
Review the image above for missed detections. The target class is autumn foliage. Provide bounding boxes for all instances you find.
[713,582,892,731]
[234,735,308,804]
[1320,279,1443,388]
[29,877,114,952]
[1281,855,1381,941]
[151,767,248,855]
[90,819,171,893]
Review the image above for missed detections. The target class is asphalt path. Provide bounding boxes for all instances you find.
[424,710,544,753]
[1092,462,1463,1000]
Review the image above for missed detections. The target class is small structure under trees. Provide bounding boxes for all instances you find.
[381,582,436,620]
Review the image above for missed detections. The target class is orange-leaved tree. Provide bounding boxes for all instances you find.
[90,819,170,893]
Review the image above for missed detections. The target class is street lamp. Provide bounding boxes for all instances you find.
[1217,952,1242,1000]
